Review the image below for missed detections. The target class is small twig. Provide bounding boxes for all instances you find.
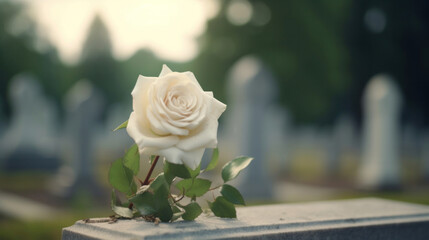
[84,216,117,224]
[208,185,222,191]
[173,189,186,203]
[108,217,118,224]
[141,215,160,225]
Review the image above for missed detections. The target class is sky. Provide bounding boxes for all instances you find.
[23,0,219,64]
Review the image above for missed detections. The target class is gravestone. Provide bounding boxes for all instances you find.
[358,74,402,190]
[62,198,429,240]
[327,115,357,176]
[264,106,291,177]
[95,103,133,161]
[223,55,275,200]
[50,80,105,198]
[0,74,60,171]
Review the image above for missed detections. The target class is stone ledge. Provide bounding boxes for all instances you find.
[62,198,429,240]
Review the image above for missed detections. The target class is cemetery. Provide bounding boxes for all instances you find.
[0,0,428,239]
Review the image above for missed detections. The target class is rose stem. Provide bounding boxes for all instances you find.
[142,155,160,185]
[128,156,160,210]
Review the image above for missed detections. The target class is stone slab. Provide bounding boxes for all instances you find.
[62,198,429,239]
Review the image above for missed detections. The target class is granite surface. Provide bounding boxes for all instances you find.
[62,198,429,239]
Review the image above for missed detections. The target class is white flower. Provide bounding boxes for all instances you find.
[126,65,226,169]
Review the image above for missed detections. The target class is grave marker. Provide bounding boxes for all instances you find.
[358,74,402,189]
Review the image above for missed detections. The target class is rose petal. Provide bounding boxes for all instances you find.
[146,83,190,136]
[176,94,226,151]
[158,146,205,170]
[155,80,205,130]
[146,106,170,135]
[184,71,203,91]
[181,148,205,170]
[159,64,173,77]
[131,75,157,121]
[127,112,179,149]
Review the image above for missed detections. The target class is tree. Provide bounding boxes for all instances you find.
[79,15,122,104]
[190,0,352,124]
[346,0,429,126]
[0,1,66,118]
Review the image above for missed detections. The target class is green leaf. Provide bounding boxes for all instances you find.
[205,148,219,171]
[111,189,133,218]
[164,162,192,179]
[182,202,202,221]
[171,211,184,222]
[130,174,173,222]
[112,205,134,219]
[156,202,173,222]
[113,120,128,131]
[149,173,170,199]
[172,206,181,213]
[176,178,211,197]
[221,156,253,182]
[163,162,174,185]
[209,196,236,218]
[220,184,245,205]
[188,164,201,178]
[123,144,140,175]
[149,174,173,222]
[108,159,137,196]
[130,191,157,216]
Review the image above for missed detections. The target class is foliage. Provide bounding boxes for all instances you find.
[191,0,352,124]
[109,126,253,222]
[79,15,124,104]
[0,1,71,117]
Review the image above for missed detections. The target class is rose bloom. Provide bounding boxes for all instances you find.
[126,65,226,169]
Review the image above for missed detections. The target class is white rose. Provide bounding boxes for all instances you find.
[126,65,226,170]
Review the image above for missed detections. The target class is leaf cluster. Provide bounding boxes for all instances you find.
[109,125,253,222]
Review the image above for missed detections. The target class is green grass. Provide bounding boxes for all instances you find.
[0,210,111,240]
[331,191,429,206]
[0,171,50,192]
[0,218,71,240]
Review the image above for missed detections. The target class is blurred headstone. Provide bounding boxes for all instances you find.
[95,103,133,161]
[264,106,291,177]
[223,55,275,200]
[327,115,357,176]
[50,80,104,198]
[358,74,402,190]
[0,74,60,171]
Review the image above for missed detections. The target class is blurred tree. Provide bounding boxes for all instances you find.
[346,0,429,127]
[79,15,122,104]
[0,1,68,118]
[119,49,193,101]
[191,0,352,124]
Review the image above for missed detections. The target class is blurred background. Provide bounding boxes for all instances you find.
[0,0,428,239]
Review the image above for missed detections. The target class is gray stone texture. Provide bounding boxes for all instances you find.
[62,198,429,239]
